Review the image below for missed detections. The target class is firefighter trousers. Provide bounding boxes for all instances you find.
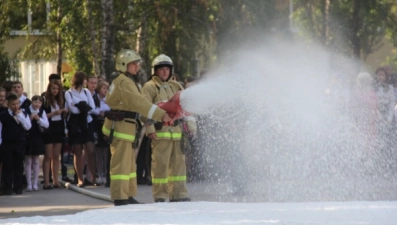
[151,139,188,200]
[109,139,137,200]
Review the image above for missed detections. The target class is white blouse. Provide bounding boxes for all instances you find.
[29,106,50,128]
[50,103,62,121]
[65,88,96,123]
[92,95,111,115]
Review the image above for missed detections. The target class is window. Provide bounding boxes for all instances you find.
[7,0,28,31]
[31,6,47,30]
[9,1,49,33]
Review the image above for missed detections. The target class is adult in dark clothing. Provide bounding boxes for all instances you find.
[0,93,32,195]
[136,135,152,185]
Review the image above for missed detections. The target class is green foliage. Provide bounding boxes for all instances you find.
[2,0,397,81]
[62,72,72,89]
[60,1,92,74]
[142,0,215,77]
[0,49,20,84]
[293,0,394,59]
[214,0,278,61]
[0,0,28,36]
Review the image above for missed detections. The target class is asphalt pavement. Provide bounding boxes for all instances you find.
[0,179,229,219]
[0,156,224,220]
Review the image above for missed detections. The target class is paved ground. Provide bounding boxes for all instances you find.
[0,181,224,220]
[2,157,397,220]
[0,185,112,219]
[0,157,222,220]
[0,158,114,220]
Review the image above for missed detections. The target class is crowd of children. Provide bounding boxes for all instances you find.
[0,73,111,195]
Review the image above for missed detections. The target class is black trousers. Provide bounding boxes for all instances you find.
[136,136,151,182]
[1,141,26,192]
[61,137,68,177]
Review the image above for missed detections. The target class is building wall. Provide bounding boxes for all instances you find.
[4,36,62,98]
[20,61,56,97]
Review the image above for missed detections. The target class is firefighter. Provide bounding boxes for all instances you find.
[102,49,171,206]
[142,54,193,202]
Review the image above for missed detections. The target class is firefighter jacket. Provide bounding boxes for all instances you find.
[102,73,166,143]
[142,76,196,140]
[142,76,183,140]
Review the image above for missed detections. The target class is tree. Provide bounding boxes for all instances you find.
[384,1,397,68]
[55,1,62,76]
[137,0,215,78]
[0,50,20,84]
[293,0,394,60]
[212,0,279,64]
[101,0,113,79]
[6,0,395,82]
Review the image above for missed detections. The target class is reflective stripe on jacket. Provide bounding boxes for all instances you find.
[102,74,166,142]
[142,76,184,140]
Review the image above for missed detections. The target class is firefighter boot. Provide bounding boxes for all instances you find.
[170,197,191,202]
[128,197,142,204]
[114,199,129,206]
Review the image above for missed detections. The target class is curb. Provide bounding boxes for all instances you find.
[59,181,112,203]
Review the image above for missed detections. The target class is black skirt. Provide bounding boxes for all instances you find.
[26,133,45,156]
[43,120,65,144]
[69,121,95,145]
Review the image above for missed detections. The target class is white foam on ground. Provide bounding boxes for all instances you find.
[3,201,397,225]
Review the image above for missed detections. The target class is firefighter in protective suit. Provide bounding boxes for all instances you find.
[102,49,172,206]
[142,54,194,202]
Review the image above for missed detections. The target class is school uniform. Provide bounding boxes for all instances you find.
[19,95,31,109]
[41,92,69,180]
[24,106,49,190]
[0,106,8,112]
[65,88,96,144]
[25,106,49,155]
[0,109,32,194]
[43,103,66,144]
[92,95,110,147]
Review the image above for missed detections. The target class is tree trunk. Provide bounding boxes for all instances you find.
[137,13,149,82]
[56,3,62,76]
[321,0,330,46]
[87,0,100,76]
[101,0,114,81]
[351,0,361,58]
[307,0,315,40]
